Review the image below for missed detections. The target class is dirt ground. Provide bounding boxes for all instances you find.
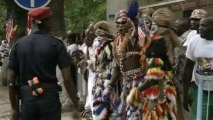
[0,86,85,120]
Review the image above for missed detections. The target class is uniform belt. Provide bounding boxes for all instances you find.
[21,83,62,91]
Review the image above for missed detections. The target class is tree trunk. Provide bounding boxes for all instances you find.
[49,0,66,40]
[1,0,27,86]
[5,0,27,46]
[5,0,66,43]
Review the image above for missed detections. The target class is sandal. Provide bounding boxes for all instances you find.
[81,109,92,120]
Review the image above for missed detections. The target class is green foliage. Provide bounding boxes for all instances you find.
[64,0,106,33]
[0,1,6,41]
[0,0,107,39]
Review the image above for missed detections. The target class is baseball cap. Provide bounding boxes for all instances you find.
[190,9,207,19]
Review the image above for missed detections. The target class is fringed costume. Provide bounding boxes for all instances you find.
[128,8,178,120]
[91,21,115,120]
[144,8,178,120]
[114,8,146,119]
[142,35,177,120]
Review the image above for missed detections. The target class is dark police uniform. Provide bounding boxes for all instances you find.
[9,30,70,120]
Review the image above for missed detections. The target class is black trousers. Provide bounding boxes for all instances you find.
[20,85,61,120]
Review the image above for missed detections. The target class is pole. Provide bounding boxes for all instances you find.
[196,80,203,120]
[196,77,213,120]
[30,0,35,7]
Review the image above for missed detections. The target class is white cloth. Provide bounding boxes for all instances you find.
[186,35,213,91]
[183,30,197,46]
[0,43,9,57]
[78,43,85,51]
[84,69,97,109]
[79,43,87,54]
[86,37,100,66]
[179,30,192,45]
[84,37,100,109]
[67,44,78,55]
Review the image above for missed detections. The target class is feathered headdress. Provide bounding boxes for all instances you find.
[127,0,139,22]
[116,0,139,22]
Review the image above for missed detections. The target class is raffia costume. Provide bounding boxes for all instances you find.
[128,8,178,120]
[114,10,146,119]
[91,21,115,120]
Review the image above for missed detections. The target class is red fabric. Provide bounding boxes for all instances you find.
[117,10,129,20]
[28,7,52,20]
[27,7,52,34]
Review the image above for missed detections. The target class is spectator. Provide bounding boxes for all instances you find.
[183,9,207,46]
[174,18,192,120]
[0,40,9,58]
[183,16,213,120]
[78,21,97,119]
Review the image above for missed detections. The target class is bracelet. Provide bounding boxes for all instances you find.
[9,83,15,87]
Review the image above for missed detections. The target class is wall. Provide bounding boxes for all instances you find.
[139,0,213,19]
[106,0,130,34]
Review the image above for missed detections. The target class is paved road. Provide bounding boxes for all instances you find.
[0,86,82,120]
[0,87,10,120]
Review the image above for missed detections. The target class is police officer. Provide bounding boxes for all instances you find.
[8,7,79,120]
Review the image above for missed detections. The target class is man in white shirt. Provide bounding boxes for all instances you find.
[67,32,79,56]
[183,16,213,120]
[78,22,97,119]
[183,9,207,47]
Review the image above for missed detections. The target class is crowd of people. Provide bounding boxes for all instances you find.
[67,7,213,120]
[5,4,213,120]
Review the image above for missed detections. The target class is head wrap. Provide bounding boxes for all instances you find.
[94,21,112,37]
[27,7,53,34]
[190,9,207,19]
[141,7,154,16]
[152,8,172,28]
[94,21,110,32]
[116,10,130,21]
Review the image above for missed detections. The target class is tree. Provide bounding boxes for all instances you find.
[0,0,27,86]
[64,0,106,32]
[0,0,107,41]
[2,0,66,43]
[0,0,65,86]
[0,1,6,41]
[49,0,66,38]
[4,0,28,46]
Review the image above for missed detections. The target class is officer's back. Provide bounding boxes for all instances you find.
[14,31,67,85]
[7,7,80,120]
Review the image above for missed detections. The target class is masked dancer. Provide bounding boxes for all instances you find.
[128,8,179,120]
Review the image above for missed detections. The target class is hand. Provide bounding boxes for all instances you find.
[183,94,192,111]
[71,111,81,120]
[120,90,128,103]
[10,109,20,120]
[89,63,95,72]
[77,59,88,67]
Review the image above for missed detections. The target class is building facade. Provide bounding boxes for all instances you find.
[139,0,213,18]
